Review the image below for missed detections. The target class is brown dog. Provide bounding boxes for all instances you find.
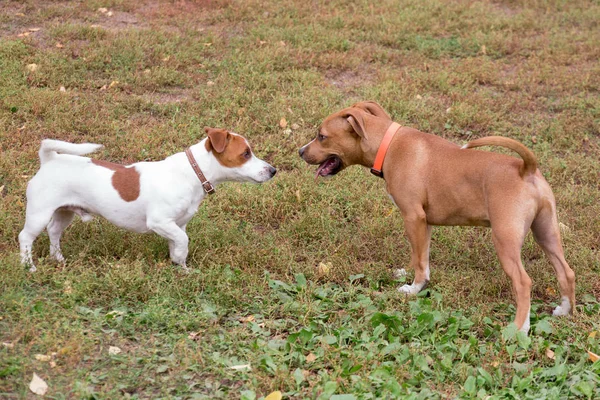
[299,101,575,333]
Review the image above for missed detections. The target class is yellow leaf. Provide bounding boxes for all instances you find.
[240,315,255,323]
[317,262,332,276]
[546,348,555,360]
[56,43,64,48]
[589,351,600,363]
[35,354,51,362]
[26,63,38,72]
[589,331,597,338]
[265,390,282,400]
[108,80,119,89]
[305,353,316,362]
[279,117,287,128]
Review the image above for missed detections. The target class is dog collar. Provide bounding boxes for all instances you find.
[370,122,401,178]
[185,148,215,194]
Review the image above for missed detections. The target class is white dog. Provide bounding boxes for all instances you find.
[19,127,276,272]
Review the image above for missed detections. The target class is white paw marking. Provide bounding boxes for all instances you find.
[552,296,571,316]
[519,309,531,334]
[29,265,37,273]
[398,282,424,295]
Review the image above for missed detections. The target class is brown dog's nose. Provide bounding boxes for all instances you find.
[298,147,305,157]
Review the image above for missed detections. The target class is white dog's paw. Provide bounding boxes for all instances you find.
[28,265,37,273]
[393,268,408,279]
[552,296,571,316]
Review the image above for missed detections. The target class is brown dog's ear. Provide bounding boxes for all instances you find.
[343,109,368,140]
[205,127,229,153]
[352,101,391,120]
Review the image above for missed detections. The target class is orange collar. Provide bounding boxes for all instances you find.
[370,122,401,178]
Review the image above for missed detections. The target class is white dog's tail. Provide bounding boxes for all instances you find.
[39,139,103,165]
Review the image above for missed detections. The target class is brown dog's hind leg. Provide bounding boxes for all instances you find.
[491,222,532,333]
[398,210,432,295]
[531,201,575,316]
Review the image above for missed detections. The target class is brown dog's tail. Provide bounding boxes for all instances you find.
[461,136,537,176]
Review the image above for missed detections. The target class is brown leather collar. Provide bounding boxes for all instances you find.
[370,122,401,178]
[185,148,215,194]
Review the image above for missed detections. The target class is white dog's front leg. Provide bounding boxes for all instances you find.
[148,221,189,270]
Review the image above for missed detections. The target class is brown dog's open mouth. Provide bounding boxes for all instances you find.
[315,156,342,179]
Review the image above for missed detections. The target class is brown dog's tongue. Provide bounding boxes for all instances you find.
[315,161,328,181]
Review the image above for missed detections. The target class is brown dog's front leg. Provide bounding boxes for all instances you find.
[398,211,432,295]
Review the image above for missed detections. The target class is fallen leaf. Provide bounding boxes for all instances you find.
[295,189,301,202]
[108,80,118,88]
[283,128,292,135]
[546,348,555,360]
[29,28,41,32]
[590,331,597,338]
[49,361,57,368]
[59,86,66,92]
[545,286,557,296]
[55,43,63,48]
[26,63,38,72]
[415,94,423,100]
[265,391,282,400]
[305,353,316,362]
[559,222,570,234]
[2,342,14,348]
[317,262,332,276]
[29,373,48,396]
[107,11,113,17]
[16,12,25,16]
[531,135,537,144]
[207,81,215,86]
[446,107,452,114]
[97,7,108,13]
[259,40,266,45]
[240,315,255,323]
[279,117,287,128]
[18,32,31,37]
[188,331,200,341]
[35,354,51,362]
[229,364,251,371]
[108,346,122,355]
[589,351,600,362]
[491,360,499,367]
[481,45,487,55]
[291,123,300,130]
[90,24,100,28]
[162,55,170,62]
[99,84,107,91]
[279,41,286,46]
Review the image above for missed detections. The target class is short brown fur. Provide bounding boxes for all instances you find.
[300,101,575,331]
[204,127,251,168]
[92,159,140,202]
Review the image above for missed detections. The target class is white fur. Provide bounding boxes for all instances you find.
[398,265,430,295]
[520,309,531,333]
[19,136,275,272]
[552,296,571,316]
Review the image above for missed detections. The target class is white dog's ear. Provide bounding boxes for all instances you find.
[344,109,368,140]
[205,127,229,153]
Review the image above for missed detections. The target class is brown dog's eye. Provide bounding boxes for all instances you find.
[317,134,326,142]
[243,149,251,159]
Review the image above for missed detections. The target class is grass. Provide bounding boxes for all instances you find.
[1,0,599,398]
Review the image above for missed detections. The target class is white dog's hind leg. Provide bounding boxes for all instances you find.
[19,208,55,272]
[47,209,75,263]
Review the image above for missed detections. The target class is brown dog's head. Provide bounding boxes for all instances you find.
[298,101,391,178]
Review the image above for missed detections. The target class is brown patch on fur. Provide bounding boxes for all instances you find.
[204,128,251,168]
[91,159,140,202]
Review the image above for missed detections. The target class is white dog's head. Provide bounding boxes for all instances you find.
[204,127,276,183]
